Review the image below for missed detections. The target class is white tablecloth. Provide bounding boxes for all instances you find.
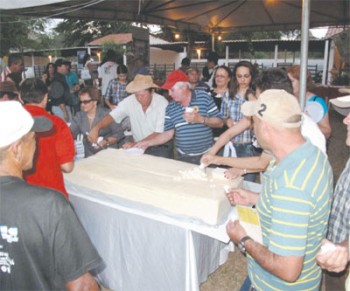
[67,180,261,291]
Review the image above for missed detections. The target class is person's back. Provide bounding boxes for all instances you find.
[21,79,75,198]
[98,50,118,97]
[0,178,102,289]
[251,139,332,289]
[0,101,101,290]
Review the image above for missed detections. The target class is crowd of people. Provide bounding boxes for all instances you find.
[0,50,349,290]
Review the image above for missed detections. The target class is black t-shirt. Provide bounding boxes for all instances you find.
[49,72,71,106]
[0,176,103,290]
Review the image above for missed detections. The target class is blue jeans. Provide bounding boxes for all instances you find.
[175,151,202,165]
[240,276,253,291]
[233,143,262,182]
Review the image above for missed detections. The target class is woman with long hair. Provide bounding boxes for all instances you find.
[41,62,55,87]
[202,61,259,182]
[210,65,232,137]
[70,87,124,158]
[287,65,331,139]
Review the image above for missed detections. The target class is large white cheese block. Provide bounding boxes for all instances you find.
[65,149,243,225]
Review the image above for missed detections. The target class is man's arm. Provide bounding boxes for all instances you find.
[245,239,303,282]
[61,162,74,173]
[204,117,251,158]
[88,114,114,143]
[59,103,70,122]
[66,272,99,291]
[134,130,174,149]
[227,220,304,282]
[182,112,224,128]
[202,151,271,175]
[318,113,332,139]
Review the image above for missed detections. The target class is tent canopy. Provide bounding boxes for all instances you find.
[1,0,349,34]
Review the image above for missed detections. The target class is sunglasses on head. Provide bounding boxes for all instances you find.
[0,91,18,100]
[79,99,93,104]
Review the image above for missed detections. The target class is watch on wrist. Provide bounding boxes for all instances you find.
[238,236,252,255]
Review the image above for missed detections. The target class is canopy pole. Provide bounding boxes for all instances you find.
[273,44,278,67]
[322,39,330,85]
[299,0,311,108]
[211,34,215,51]
[225,45,229,66]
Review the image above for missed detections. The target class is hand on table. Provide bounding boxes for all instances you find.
[224,168,244,180]
[88,127,99,144]
[122,142,136,149]
[200,153,219,167]
[133,140,151,150]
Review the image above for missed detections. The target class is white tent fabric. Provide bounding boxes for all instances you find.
[1,0,349,34]
[0,0,68,10]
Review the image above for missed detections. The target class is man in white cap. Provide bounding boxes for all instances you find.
[0,101,102,289]
[225,89,332,290]
[89,74,171,158]
[316,95,350,290]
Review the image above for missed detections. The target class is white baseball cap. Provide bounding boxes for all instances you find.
[0,101,52,148]
[330,95,350,116]
[241,89,302,128]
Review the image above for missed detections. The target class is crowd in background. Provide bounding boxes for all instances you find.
[0,50,349,290]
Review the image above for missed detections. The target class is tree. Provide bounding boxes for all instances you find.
[0,16,55,56]
[54,20,133,47]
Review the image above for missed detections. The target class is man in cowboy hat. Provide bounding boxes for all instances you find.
[88,74,172,158]
[135,70,223,165]
[0,101,102,290]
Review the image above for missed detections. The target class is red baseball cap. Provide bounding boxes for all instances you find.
[161,70,189,90]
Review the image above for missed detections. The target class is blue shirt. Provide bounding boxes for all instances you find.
[164,90,223,155]
[104,79,128,105]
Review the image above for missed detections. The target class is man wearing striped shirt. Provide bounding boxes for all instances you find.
[226,89,333,290]
[135,70,223,164]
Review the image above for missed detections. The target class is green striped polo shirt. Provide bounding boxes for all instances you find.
[248,140,333,291]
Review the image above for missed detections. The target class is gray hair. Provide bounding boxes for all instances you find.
[172,81,191,90]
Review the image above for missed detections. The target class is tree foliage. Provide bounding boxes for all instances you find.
[0,16,31,56]
[54,20,133,47]
[0,16,56,56]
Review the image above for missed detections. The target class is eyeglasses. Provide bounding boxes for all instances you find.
[79,99,93,104]
[236,74,251,79]
[215,75,228,78]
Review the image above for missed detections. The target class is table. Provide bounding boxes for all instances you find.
[66,176,260,291]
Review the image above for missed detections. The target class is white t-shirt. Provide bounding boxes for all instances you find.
[109,93,168,142]
[98,61,118,96]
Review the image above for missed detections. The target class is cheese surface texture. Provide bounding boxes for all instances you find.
[65,149,243,225]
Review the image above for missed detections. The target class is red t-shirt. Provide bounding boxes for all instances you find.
[24,105,75,198]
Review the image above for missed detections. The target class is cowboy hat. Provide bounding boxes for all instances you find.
[126,74,159,93]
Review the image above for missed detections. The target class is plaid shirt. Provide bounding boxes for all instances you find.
[327,157,350,243]
[104,79,128,105]
[221,93,252,143]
